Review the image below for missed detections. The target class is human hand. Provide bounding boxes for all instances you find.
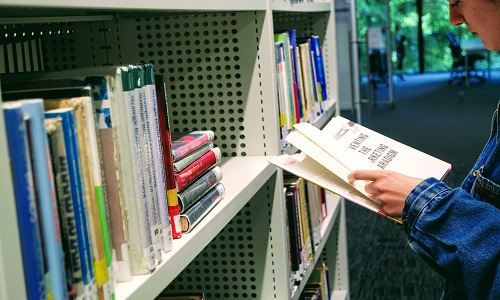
[347,170,424,218]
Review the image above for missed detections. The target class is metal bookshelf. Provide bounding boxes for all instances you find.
[0,0,349,299]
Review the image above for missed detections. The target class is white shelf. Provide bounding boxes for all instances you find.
[0,0,348,298]
[331,290,348,300]
[271,0,331,12]
[0,0,266,12]
[116,156,276,299]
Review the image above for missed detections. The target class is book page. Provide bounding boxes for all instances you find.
[269,153,382,214]
[292,117,451,180]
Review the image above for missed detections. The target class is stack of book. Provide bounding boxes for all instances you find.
[0,63,201,299]
[170,130,225,233]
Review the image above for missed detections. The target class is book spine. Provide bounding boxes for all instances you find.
[289,29,304,123]
[285,190,301,279]
[171,131,215,162]
[45,109,94,298]
[121,67,156,273]
[86,75,130,283]
[178,166,223,213]
[174,147,221,192]
[310,35,327,105]
[46,99,107,295]
[180,183,225,233]
[134,65,162,266]
[81,97,114,300]
[3,103,47,300]
[173,142,213,173]
[20,100,68,300]
[154,74,182,239]
[45,117,82,299]
[144,64,173,254]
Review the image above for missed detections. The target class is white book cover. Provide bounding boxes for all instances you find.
[269,116,452,223]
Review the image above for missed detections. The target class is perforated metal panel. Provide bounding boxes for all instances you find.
[2,10,281,158]
[103,11,280,158]
[163,175,283,299]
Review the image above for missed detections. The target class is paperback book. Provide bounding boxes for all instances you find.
[269,116,451,224]
[2,103,46,300]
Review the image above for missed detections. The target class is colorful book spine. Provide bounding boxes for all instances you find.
[178,166,223,213]
[2,103,47,300]
[144,64,173,253]
[79,96,114,299]
[19,99,68,300]
[44,97,108,297]
[180,183,225,233]
[45,108,94,298]
[274,31,298,128]
[45,117,83,299]
[154,74,182,239]
[175,147,222,192]
[171,130,215,162]
[173,142,213,173]
[134,65,163,264]
[310,35,327,112]
[87,74,133,282]
[121,67,156,274]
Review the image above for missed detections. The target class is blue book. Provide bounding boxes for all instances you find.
[2,102,46,300]
[288,29,304,121]
[45,107,95,297]
[18,99,68,300]
[309,36,328,109]
[179,183,225,233]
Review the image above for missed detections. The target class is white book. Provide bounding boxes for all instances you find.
[269,116,452,223]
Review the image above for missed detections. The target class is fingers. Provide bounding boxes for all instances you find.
[347,169,383,184]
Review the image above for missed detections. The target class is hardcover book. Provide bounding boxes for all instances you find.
[170,130,215,162]
[178,166,223,213]
[174,147,222,192]
[269,116,452,224]
[180,183,225,233]
[173,142,213,172]
[2,103,46,300]
[155,74,182,239]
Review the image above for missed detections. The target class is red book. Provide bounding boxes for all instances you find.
[175,147,221,192]
[155,74,182,239]
[171,130,215,162]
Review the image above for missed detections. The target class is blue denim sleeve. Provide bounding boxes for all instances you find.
[402,177,500,299]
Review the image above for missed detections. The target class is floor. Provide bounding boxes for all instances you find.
[340,71,500,300]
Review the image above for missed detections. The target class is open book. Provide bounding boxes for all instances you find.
[268,116,452,224]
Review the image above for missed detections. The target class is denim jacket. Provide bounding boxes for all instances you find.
[402,100,500,300]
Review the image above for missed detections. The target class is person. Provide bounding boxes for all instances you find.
[347,1,500,299]
[395,33,406,71]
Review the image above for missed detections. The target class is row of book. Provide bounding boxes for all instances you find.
[298,260,331,300]
[274,30,331,149]
[283,173,327,292]
[1,64,224,300]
